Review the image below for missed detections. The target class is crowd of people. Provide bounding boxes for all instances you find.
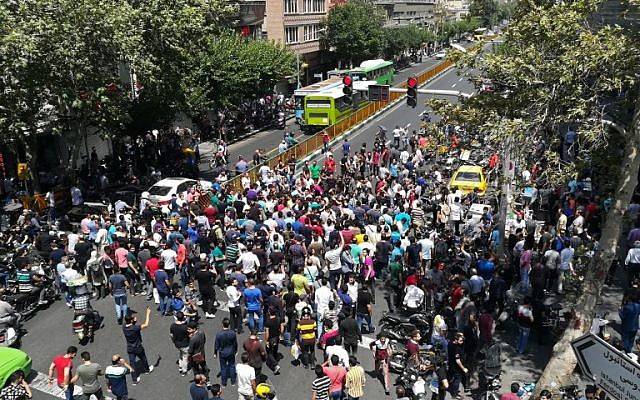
[1,119,640,400]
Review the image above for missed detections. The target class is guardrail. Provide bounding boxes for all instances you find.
[224,58,454,191]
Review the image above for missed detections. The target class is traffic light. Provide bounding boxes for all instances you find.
[407,76,418,108]
[343,75,353,105]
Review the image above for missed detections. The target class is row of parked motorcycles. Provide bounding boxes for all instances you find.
[0,246,59,347]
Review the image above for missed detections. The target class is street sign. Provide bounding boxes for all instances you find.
[571,333,640,400]
[368,84,390,102]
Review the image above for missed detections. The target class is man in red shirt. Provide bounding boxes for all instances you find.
[500,383,521,400]
[48,346,77,400]
[145,252,160,302]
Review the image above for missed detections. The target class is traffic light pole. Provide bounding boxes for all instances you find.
[357,87,473,98]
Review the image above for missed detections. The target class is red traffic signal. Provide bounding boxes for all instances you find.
[407,77,418,88]
[342,75,353,86]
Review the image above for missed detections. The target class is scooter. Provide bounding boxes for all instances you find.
[0,314,21,347]
[478,369,502,400]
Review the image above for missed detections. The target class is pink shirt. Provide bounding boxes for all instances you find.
[114,247,129,268]
[323,365,347,393]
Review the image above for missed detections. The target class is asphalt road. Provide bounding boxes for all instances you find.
[197,55,447,175]
[21,59,554,400]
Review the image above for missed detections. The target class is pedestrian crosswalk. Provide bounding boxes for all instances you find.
[30,371,113,400]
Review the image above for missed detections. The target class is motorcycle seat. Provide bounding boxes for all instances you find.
[386,313,411,323]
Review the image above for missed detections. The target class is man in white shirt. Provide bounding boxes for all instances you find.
[225,279,243,333]
[237,248,260,276]
[315,278,334,336]
[236,353,256,400]
[70,186,83,206]
[160,245,177,281]
[324,236,344,289]
[403,283,424,312]
[325,344,350,367]
[449,197,463,236]
[418,237,434,271]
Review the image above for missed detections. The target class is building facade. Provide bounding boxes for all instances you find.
[374,0,437,28]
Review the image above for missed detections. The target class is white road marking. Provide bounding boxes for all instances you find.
[452,83,457,88]
[30,372,113,400]
[459,77,464,82]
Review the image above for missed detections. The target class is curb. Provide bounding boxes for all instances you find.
[295,62,455,168]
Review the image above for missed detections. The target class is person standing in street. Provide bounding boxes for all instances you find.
[225,278,243,334]
[154,262,172,316]
[122,307,154,385]
[236,352,256,400]
[105,354,134,400]
[189,374,211,400]
[194,258,217,319]
[297,308,317,369]
[70,351,104,400]
[345,356,365,400]
[109,268,129,325]
[0,370,32,400]
[214,317,238,387]
[263,307,283,375]
[48,346,77,400]
[170,312,190,376]
[339,313,361,355]
[188,321,209,381]
[619,290,640,353]
[243,330,267,377]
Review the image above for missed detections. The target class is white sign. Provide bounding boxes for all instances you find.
[571,334,640,400]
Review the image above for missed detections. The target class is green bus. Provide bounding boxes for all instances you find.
[348,59,395,85]
[302,86,368,132]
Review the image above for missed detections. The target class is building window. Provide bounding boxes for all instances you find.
[284,0,297,14]
[303,24,320,41]
[285,26,299,44]
[303,0,325,13]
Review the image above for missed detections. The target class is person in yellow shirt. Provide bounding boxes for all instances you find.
[345,356,366,399]
[291,267,311,296]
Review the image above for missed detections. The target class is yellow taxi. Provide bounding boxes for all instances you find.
[449,165,487,194]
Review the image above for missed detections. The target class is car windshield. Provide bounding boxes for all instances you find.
[455,171,481,182]
[148,185,172,196]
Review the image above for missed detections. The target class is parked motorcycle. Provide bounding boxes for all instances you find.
[0,314,21,347]
[396,364,433,400]
[379,311,433,344]
[478,369,502,400]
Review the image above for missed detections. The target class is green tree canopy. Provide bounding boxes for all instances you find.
[182,32,296,115]
[322,0,386,66]
[383,25,436,59]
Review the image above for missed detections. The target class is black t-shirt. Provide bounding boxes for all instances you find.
[123,324,143,352]
[49,248,66,265]
[448,342,465,374]
[195,270,215,293]
[406,244,421,267]
[170,322,190,348]
[75,242,92,261]
[264,316,282,339]
[356,290,372,315]
[269,251,284,266]
[283,292,299,312]
[375,241,392,262]
[198,236,212,255]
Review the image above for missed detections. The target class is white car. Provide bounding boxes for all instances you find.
[146,177,212,206]
[434,50,447,60]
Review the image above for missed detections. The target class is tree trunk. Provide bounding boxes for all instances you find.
[533,101,640,396]
[24,138,40,193]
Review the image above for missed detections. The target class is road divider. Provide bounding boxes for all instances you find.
[224,58,455,191]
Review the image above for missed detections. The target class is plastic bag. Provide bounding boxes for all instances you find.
[290,343,301,360]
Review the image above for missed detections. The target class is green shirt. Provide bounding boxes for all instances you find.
[389,261,403,286]
[309,164,321,179]
[211,246,225,268]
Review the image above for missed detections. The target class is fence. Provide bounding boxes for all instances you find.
[224,58,454,191]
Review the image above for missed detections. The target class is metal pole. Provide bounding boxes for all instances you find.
[296,53,301,89]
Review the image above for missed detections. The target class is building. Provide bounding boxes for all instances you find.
[440,0,469,21]
[374,0,437,28]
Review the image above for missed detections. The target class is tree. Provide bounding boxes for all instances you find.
[322,0,386,67]
[469,0,499,27]
[383,25,433,60]
[182,32,296,117]
[124,0,238,135]
[428,0,639,392]
[0,0,140,189]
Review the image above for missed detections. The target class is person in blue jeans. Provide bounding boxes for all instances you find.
[619,291,640,353]
[154,264,172,316]
[122,307,154,384]
[109,268,129,325]
[243,278,264,332]
[516,299,534,354]
[214,318,238,386]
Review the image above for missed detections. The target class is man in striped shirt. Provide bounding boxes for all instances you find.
[345,356,366,399]
[311,365,330,400]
